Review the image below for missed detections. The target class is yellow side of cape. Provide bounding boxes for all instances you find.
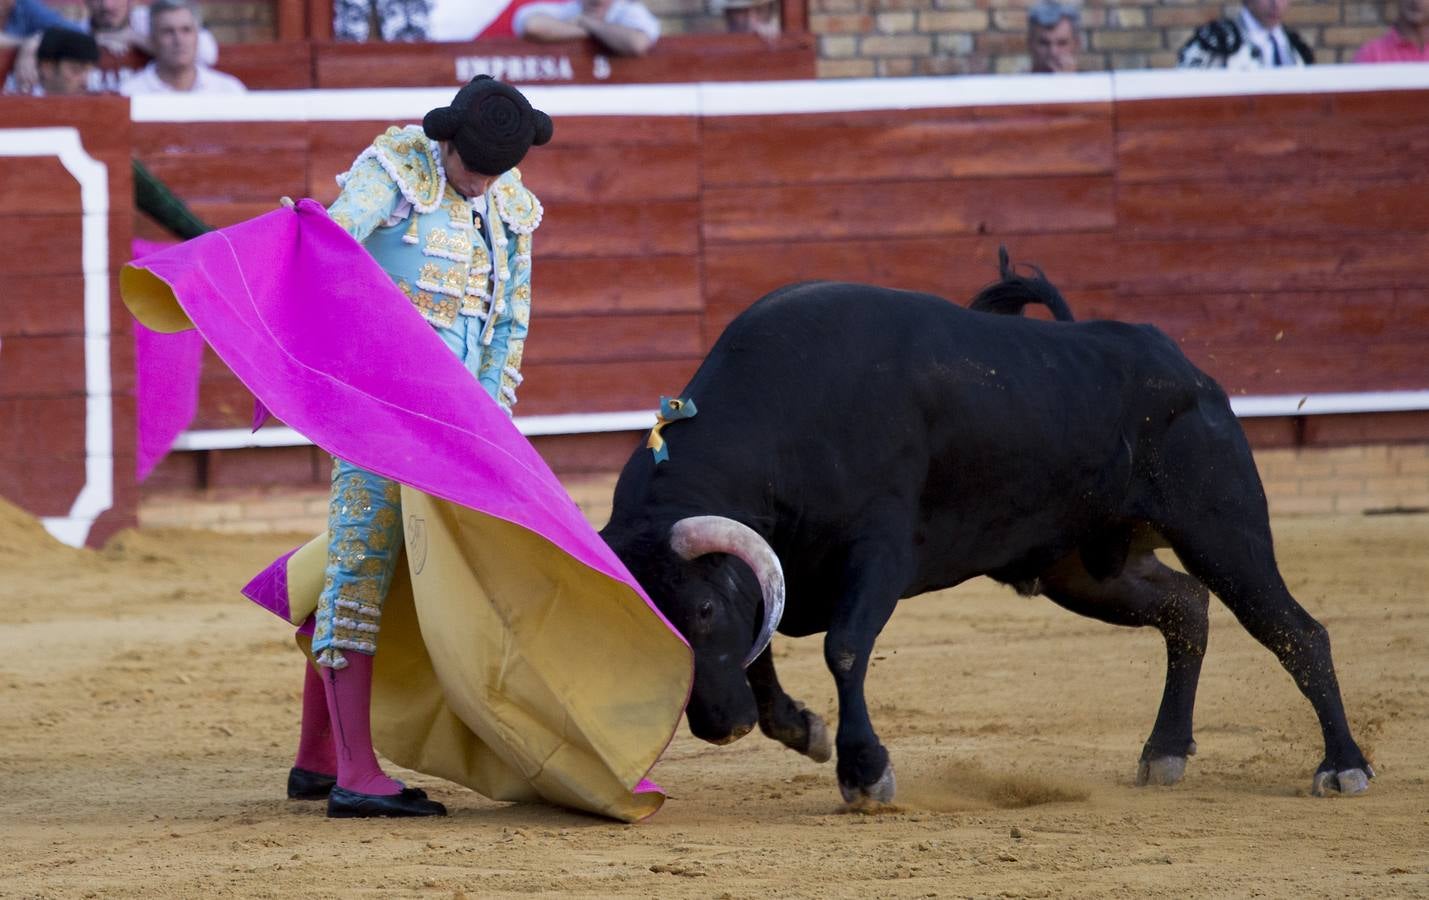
[289,488,690,823]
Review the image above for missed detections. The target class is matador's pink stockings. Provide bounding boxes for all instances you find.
[294,662,336,776]
[318,653,404,796]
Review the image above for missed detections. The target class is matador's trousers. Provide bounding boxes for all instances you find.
[309,306,500,669]
[311,461,404,669]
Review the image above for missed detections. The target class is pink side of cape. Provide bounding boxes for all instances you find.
[132,238,205,481]
[128,201,685,642]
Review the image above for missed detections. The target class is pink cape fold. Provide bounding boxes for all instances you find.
[132,238,205,481]
[125,200,665,599]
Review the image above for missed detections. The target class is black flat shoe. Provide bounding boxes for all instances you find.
[289,768,429,802]
[287,766,337,800]
[327,785,447,818]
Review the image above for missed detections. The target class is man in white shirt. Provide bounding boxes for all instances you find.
[514,0,660,57]
[1178,0,1314,68]
[121,0,244,94]
[6,0,221,91]
[88,0,219,63]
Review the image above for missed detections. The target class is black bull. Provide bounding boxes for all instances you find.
[598,259,1374,805]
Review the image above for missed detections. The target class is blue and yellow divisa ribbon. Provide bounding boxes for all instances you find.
[647,396,697,463]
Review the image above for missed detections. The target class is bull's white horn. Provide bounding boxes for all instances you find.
[669,515,785,669]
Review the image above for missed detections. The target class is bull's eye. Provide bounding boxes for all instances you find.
[697,599,715,621]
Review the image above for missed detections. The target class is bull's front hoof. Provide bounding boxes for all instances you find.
[1136,755,1188,787]
[708,722,754,746]
[1311,766,1374,797]
[839,762,896,808]
[801,708,832,763]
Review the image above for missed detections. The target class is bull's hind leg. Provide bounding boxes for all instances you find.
[747,648,833,762]
[1152,408,1373,795]
[1039,546,1210,786]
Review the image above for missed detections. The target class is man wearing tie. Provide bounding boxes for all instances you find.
[1177,0,1314,68]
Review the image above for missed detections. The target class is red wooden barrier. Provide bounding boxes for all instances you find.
[6,80,1429,536]
[0,97,135,545]
[126,87,1429,432]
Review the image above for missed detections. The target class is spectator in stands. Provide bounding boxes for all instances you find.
[712,0,780,43]
[1027,0,1079,73]
[1354,0,1428,62]
[86,0,219,64]
[6,23,216,238]
[514,0,659,57]
[332,0,432,41]
[28,25,98,95]
[121,0,244,94]
[1,0,80,44]
[9,0,218,93]
[2,0,85,92]
[1178,0,1313,68]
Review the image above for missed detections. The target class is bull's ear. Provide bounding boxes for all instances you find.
[998,244,1012,280]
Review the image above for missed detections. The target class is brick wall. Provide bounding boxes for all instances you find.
[56,0,1391,76]
[1255,444,1429,515]
[805,0,1393,77]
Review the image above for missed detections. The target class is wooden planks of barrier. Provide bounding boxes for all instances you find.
[13,81,1429,528]
[0,97,135,544]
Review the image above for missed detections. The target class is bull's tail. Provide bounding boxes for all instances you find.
[967,245,1075,322]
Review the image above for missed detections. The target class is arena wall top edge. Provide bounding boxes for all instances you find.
[126,63,1429,122]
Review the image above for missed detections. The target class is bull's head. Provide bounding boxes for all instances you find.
[615,516,785,745]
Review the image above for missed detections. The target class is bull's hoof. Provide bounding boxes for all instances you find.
[802,708,832,763]
[1311,765,1374,797]
[1136,755,1188,787]
[710,722,754,746]
[839,762,896,807]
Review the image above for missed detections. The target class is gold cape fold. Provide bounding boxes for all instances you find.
[288,488,690,822]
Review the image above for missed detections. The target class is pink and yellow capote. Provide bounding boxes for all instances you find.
[120,199,693,822]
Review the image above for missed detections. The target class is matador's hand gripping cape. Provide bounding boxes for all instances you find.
[120,199,693,822]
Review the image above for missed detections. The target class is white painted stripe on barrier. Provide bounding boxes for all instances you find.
[172,410,659,451]
[697,73,1115,116]
[522,83,702,117]
[0,127,111,548]
[171,427,309,451]
[1112,63,1429,102]
[131,83,707,122]
[130,90,313,123]
[516,410,657,435]
[129,64,1429,124]
[1229,390,1429,418]
[171,390,1429,452]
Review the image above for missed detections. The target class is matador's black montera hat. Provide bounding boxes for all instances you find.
[423,75,554,177]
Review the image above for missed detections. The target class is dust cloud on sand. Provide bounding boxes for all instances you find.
[2,497,1427,898]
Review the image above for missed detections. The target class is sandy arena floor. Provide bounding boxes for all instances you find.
[2,498,1427,899]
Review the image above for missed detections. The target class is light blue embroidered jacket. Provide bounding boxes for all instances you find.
[327,125,543,412]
